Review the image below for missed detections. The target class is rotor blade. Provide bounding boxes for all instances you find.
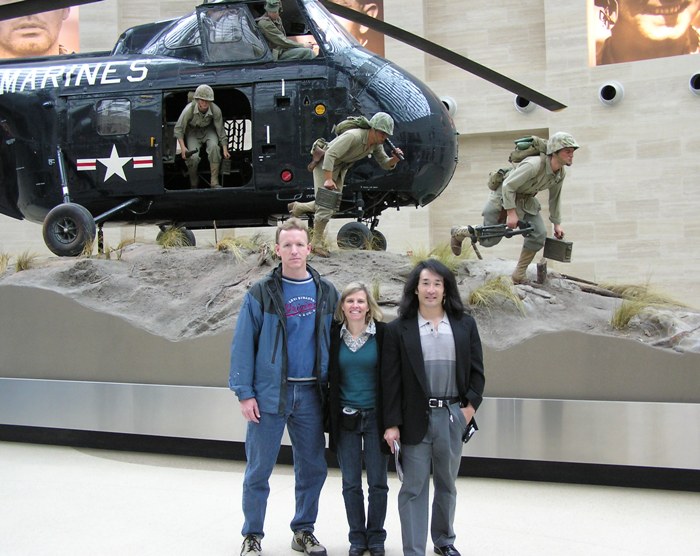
[320,0,566,111]
[0,0,103,21]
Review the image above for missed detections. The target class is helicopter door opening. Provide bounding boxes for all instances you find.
[162,87,253,190]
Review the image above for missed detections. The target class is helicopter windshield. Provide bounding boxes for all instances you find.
[138,4,268,63]
[304,0,360,54]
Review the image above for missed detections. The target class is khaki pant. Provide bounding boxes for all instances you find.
[311,164,349,223]
[184,127,222,172]
[481,191,547,252]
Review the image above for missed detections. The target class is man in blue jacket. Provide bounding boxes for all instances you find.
[230,217,339,556]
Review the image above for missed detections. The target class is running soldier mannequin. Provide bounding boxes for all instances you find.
[450,132,579,283]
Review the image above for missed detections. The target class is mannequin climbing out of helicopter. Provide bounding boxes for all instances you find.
[174,84,231,189]
[288,112,404,257]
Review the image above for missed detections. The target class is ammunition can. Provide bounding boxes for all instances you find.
[315,187,342,211]
[543,237,573,262]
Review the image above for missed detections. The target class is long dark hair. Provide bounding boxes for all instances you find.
[397,259,465,320]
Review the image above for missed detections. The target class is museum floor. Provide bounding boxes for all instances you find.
[1,441,698,555]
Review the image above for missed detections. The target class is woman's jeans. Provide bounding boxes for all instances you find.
[336,408,389,550]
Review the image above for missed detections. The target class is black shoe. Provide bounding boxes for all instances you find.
[348,547,366,556]
[368,548,385,556]
[434,545,461,556]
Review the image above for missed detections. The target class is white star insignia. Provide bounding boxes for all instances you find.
[98,144,132,181]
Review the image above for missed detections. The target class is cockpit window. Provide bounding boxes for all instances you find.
[96,99,131,136]
[200,6,266,62]
[163,14,201,50]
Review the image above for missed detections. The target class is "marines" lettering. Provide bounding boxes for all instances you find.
[0,60,149,95]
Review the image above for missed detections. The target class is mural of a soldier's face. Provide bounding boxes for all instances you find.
[0,4,70,58]
[618,0,700,41]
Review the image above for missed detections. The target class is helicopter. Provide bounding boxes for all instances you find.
[0,0,565,256]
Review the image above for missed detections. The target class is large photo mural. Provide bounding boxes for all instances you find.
[589,0,700,65]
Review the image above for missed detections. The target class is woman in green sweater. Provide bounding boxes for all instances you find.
[328,282,389,556]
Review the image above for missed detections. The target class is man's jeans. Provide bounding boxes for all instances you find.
[241,382,327,536]
[336,408,389,550]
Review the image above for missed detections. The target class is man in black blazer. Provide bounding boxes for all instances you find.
[382,259,485,556]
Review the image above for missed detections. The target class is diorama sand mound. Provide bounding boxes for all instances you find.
[1,242,699,353]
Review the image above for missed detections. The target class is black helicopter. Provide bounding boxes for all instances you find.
[0,0,565,256]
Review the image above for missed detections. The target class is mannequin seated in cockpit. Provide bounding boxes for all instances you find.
[256,0,316,60]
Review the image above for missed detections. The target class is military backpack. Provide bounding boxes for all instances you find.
[487,135,548,191]
[308,116,372,171]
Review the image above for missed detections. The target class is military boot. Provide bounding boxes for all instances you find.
[310,219,330,257]
[210,163,221,188]
[511,248,537,284]
[187,163,199,189]
[450,226,472,256]
[288,201,315,218]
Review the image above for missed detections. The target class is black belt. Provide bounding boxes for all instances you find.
[427,397,460,409]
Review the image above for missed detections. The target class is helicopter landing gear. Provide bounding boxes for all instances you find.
[336,220,388,252]
[156,225,196,247]
[337,221,371,250]
[42,203,97,257]
[370,229,387,251]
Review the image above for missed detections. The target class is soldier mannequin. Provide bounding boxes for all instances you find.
[174,84,230,188]
[450,132,579,284]
[257,0,316,60]
[289,112,403,257]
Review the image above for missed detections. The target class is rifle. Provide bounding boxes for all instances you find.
[468,221,533,260]
[385,138,405,161]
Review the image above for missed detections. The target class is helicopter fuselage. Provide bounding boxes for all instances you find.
[0,0,457,242]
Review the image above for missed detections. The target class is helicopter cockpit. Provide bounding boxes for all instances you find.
[111,1,360,65]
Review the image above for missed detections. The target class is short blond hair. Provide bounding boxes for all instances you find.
[334,282,383,324]
[276,217,309,243]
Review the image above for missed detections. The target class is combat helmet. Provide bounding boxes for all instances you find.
[369,112,394,135]
[193,84,215,102]
[546,132,579,155]
[265,0,281,13]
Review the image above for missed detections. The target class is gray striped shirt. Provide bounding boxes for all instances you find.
[417,313,458,398]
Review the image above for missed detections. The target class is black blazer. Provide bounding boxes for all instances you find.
[327,320,389,454]
[381,312,485,445]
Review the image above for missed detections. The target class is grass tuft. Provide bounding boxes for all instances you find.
[15,251,38,272]
[215,237,247,261]
[408,244,462,274]
[601,283,684,307]
[80,238,94,258]
[157,227,190,248]
[606,283,684,330]
[468,276,525,316]
[0,252,9,274]
[610,299,649,330]
[371,278,381,303]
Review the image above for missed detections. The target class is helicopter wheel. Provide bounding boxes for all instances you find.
[42,203,97,257]
[156,226,196,247]
[337,222,372,250]
[369,229,387,251]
